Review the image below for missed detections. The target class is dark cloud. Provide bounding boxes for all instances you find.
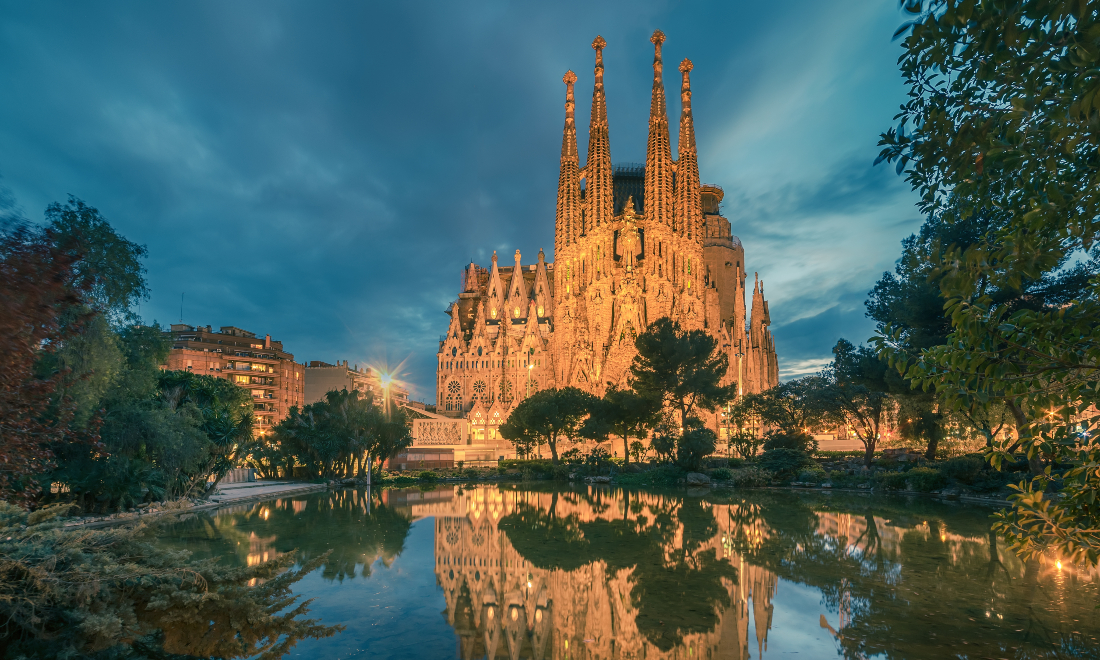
[0,0,918,396]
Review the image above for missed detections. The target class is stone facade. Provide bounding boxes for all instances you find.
[433,32,779,445]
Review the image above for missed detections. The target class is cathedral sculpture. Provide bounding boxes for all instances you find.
[434,32,779,452]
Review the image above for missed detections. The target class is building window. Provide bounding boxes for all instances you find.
[445,380,461,411]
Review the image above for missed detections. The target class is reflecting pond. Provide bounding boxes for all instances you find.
[158,485,1100,659]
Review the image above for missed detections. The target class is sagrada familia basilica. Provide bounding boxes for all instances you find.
[424,31,779,460]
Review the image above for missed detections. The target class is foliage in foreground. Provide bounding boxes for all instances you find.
[877,0,1100,564]
[0,502,341,659]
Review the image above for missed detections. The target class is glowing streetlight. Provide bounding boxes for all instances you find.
[376,371,394,423]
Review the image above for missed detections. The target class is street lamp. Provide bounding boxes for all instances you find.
[380,372,392,420]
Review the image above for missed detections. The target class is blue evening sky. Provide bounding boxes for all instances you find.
[0,0,921,401]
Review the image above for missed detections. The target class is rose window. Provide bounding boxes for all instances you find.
[445,380,461,411]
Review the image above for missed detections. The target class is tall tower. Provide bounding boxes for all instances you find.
[585,36,614,233]
[555,70,579,256]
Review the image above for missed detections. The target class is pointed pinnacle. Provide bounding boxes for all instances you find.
[680,58,693,75]
[650,29,665,46]
[563,70,577,86]
[592,35,606,51]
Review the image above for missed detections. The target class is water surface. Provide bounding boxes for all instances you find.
[159,485,1100,659]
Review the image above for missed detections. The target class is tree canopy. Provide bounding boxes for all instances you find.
[499,387,596,464]
[876,0,1100,563]
[630,318,736,432]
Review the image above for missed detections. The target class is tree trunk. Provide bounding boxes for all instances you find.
[1005,400,1042,475]
[622,435,630,465]
[924,423,941,461]
[548,436,559,464]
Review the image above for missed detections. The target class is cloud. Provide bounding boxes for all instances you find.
[0,0,919,398]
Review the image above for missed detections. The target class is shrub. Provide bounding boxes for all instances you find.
[757,449,813,480]
[762,429,818,453]
[827,470,867,489]
[710,468,733,481]
[939,456,986,484]
[797,465,828,484]
[462,467,481,481]
[730,467,772,488]
[906,467,947,492]
[417,470,438,482]
[873,471,910,491]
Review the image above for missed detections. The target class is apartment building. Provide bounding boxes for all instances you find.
[163,324,305,435]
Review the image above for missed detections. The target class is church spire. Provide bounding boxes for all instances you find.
[675,58,702,242]
[556,70,580,254]
[644,30,674,230]
[585,36,613,230]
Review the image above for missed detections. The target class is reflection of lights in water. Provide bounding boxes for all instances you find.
[487,607,495,620]
[1056,560,1063,570]
[511,608,519,621]
[535,610,542,622]
[262,508,270,520]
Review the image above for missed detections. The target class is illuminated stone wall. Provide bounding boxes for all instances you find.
[433,33,780,446]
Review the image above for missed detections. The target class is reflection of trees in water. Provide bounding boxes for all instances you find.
[721,491,1100,659]
[162,488,412,583]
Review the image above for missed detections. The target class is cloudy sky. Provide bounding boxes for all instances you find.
[0,0,921,401]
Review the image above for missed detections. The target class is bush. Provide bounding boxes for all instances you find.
[907,466,947,492]
[939,456,986,484]
[873,471,910,491]
[462,467,481,481]
[797,465,828,484]
[756,449,813,480]
[0,503,340,657]
[730,467,772,488]
[827,470,869,489]
[762,429,818,453]
[710,468,733,481]
[417,470,438,482]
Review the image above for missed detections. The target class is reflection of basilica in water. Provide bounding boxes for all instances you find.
[384,486,778,660]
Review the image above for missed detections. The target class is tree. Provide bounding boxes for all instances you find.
[876,0,1100,563]
[746,376,832,436]
[580,385,661,465]
[0,222,91,505]
[158,370,255,497]
[821,340,893,467]
[631,318,736,432]
[499,387,595,464]
[274,389,410,480]
[44,196,148,326]
[728,430,763,460]
[677,424,717,472]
